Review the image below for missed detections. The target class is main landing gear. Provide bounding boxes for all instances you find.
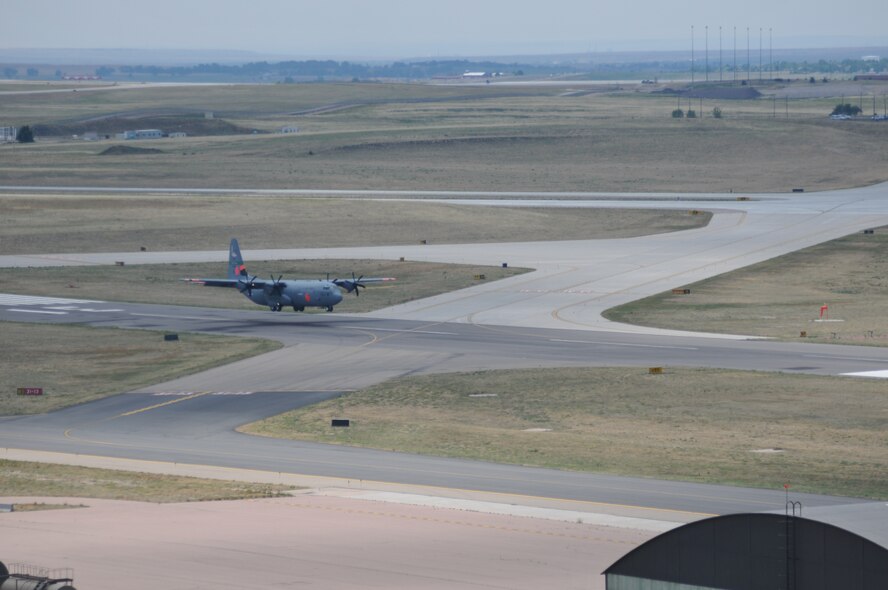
[326,306,334,312]
[269,303,283,312]
[293,306,305,312]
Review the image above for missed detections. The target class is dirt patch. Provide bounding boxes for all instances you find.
[99,145,163,155]
[655,86,762,99]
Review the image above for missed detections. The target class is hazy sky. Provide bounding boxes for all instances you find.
[4,0,887,58]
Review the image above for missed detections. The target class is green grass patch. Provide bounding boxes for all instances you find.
[0,322,280,415]
[0,459,295,502]
[243,366,888,500]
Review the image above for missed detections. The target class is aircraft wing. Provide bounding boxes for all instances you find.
[332,276,396,293]
[180,278,269,289]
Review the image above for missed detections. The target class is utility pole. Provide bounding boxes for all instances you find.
[705,25,709,82]
[769,28,773,81]
[691,25,695,85]
[759,27,763,82]
[733,26,737,84]
[719,26,723,82]
[747,27,750,83]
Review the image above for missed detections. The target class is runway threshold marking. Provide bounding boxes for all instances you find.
[118,392,211,417]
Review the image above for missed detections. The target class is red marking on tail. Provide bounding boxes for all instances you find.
[235,264,247,276]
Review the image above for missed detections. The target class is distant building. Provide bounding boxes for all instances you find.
[0,126,17,142]
[463,71,490,78]
[279,126,299,134]
[854,74,888,81]
[115,129,163,140]
[82,131,99,141]
[134,129,162,139]
[168,132,187,138]
[862,55,881,62]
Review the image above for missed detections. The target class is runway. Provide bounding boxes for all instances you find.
[2,183,888,517]
[0,296,885,516]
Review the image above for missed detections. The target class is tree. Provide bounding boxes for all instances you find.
[686,109,697,118]
[712,106,723,118]
[3,67,17,78]
[671,109,684,118]
[26,67,38,77]
[16,125,34,143]
[831,103,862,116]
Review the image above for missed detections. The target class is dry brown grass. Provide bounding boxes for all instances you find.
[0,84,885,193]
[604,227,888,346]
[244,366,888,499]
[0,194,707,254]
[0,260,527,312]
[0,459,295,502]
[0,322,280,415]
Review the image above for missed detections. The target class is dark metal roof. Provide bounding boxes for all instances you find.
[774,501,888,549]
[604,511,888,590]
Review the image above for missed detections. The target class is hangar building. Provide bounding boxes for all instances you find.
[604,503,888,590]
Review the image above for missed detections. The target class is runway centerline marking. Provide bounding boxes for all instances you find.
[118,392,211,417]
[130,312,238,322]
[367,327,458,336]
[8,308,68,315]
[804,354,888,363]
[549,338,698,350]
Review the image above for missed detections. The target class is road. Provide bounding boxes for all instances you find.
[1,183,887,516]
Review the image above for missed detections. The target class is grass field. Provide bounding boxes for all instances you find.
[0,459,294,502]
[244,366,888,500]
[1,82,886,193]
[604,226,888,346]
[0,195,708,254]
[0,322,280,415]
[0,260,527,312]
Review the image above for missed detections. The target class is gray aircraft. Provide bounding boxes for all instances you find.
[182,238,395,312]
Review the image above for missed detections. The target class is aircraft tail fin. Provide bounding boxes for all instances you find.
[227,239,248,279]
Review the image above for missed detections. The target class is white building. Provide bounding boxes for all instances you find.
[134,129,163,139]
[168,132,187,138]
[0,126,18,142]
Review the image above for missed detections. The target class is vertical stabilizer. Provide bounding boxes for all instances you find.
[228,239,248,279]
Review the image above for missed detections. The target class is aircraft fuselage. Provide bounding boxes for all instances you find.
[245,279,344,312]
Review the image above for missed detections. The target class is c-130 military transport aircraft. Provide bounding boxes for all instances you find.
[183,239,395,312]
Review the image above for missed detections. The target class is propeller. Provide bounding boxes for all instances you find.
[237,274,258,296]
[269,274,285,293]
[350,272,366,296]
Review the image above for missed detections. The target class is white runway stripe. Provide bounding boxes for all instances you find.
[0,293,101,306]
[841,370,888,379]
